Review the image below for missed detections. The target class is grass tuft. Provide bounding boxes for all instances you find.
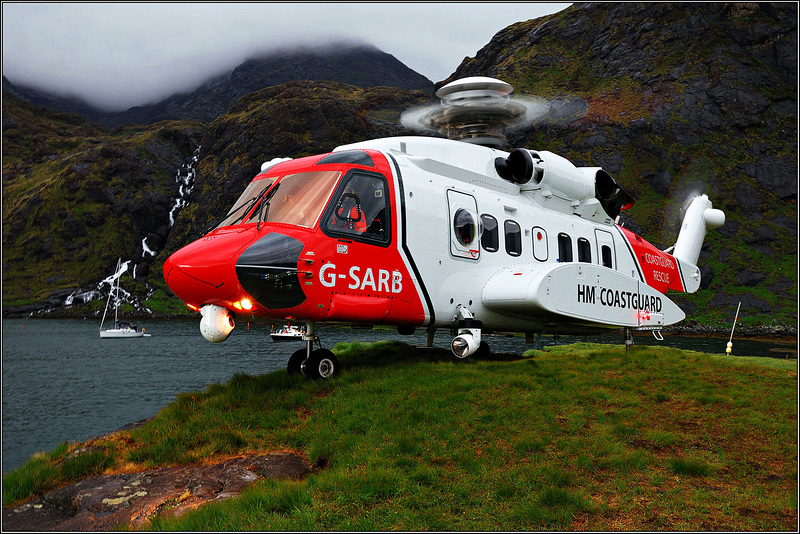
[669,457,713,477]
[3,442,116,506]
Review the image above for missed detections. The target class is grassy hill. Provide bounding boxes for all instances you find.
[4,341,796,530]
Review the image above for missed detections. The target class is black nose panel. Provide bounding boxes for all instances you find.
[235,233,306,310]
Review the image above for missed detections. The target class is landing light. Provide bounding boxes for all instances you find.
[232,298,253,311]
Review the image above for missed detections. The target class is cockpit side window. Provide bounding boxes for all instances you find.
[322,171,391,246]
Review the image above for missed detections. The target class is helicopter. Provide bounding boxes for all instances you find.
[163,77,725,379]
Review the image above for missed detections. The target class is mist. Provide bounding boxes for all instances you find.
[2,2,570,111]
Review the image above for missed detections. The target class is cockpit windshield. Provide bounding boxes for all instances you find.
[215,177,277,229]
[246,170,342,228]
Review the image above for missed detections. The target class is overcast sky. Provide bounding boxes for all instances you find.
[2,2,570,111]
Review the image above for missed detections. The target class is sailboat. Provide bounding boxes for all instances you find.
[99,259,150,338]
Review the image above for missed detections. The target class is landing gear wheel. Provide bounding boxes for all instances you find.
[476,341,491,358]
[287,349,307,376]
[301,349,340,380]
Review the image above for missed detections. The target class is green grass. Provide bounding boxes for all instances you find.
[3,341,796,530]
[2,442,115,506]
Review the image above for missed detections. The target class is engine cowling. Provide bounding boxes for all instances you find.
[495,148,634,219]
[200,304,235,343]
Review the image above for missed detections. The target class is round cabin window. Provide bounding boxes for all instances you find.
[454,208,477,247]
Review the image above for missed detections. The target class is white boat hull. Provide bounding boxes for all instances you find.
[100,329,148,338]
[270,333,303,342]
[270,324,304,342]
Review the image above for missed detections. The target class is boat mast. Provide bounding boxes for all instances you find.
[114,260,121,326]
[99,258,120,331]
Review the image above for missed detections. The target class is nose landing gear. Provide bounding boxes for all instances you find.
[286,322,340,379]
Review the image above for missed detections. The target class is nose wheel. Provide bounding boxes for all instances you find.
[286,322,340,379]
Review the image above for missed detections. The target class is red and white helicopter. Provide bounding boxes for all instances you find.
[163,77,725,379]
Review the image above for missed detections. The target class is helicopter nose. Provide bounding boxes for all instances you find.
[163,230,254,305]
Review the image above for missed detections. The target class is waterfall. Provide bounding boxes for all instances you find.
[60,146,201,315]
[169,145,201,227]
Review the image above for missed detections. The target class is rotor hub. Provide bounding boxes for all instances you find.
[401,76,546,147]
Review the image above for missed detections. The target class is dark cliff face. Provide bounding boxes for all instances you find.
[2,92,206,315]
[443,2,797,328]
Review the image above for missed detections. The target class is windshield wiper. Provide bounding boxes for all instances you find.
[257,199,269,230]
[256,185,279,230]
[228,197,260,225]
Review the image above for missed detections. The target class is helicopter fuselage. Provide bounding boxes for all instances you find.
[164,135,722,348]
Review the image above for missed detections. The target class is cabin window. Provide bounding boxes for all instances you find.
[322,171,391,245]
[454,209,478,247]
[246,171,341,228]
[505,220,522,256]
[577,238,592,263]
[557,233,573,262]
[481,214,498,252]
[532,226,548,261]
[601,245,613,268]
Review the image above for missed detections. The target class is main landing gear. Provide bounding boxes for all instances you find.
[287,322,340,379]
[624,327,634,351]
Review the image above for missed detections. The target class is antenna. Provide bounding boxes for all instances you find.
[400,76,549,148]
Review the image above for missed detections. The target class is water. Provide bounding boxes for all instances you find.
[2,318,795,474]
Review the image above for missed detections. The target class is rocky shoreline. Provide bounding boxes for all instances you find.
[666,323,798,340]
[2,448,314,531]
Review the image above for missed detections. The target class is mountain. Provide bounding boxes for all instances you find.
[2,76,111,124]
[5,42,434,128]
[2,4,796,334]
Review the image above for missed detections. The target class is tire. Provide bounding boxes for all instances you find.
[287,349,307,375]
[476,341,491,358]
[301,349,340,379]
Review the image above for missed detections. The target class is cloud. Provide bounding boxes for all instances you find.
[2,2,569,111]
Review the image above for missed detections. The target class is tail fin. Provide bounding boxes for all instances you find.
[671,195,725,292]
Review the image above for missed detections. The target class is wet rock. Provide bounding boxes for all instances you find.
[737,270,767,287]
[642,170,674,197]
[2,452,312,531]
[708,290,772,313]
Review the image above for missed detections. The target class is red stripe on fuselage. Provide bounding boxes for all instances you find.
[618,226,685,293]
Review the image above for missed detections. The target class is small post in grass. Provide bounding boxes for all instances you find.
[726,301,741,355]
